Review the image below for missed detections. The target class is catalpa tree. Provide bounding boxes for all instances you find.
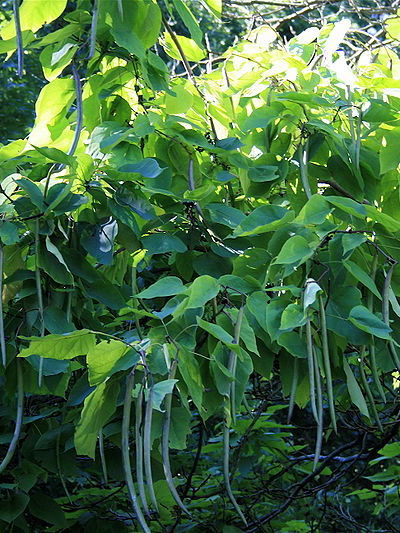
[0,1,400,531]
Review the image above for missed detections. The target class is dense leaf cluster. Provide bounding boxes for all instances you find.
[0,1,400,532]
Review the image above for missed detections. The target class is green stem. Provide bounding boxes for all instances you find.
[122,369,151,533]
[319,295,337,432]
[0,360,23,474]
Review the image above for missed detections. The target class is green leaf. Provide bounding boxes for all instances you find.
[32,145,76,167]
[177,348,204,413]
[171,0,203,47]
[75,381,119,458]
[119,158,165,178]
[325,196,366,218]
[200,0,222,18]
[197,317,234,345]
[349,305,392,339]
[206,203,245,229]
[163,31,206,62]
[377,442,400,458]
[16,178,44,209]
[109,0,162,59]
[18,330,96,360]
[1,0,67,39]
[151,379,179,411]
[274,235,314,265]
[0,221,19,245]
[0,492,29,523]
[295,194,331,225]
[84,279,126,310]
[277,331,308,358]
[232,205,294,237]
[343,260,381,300]
[280,304,307,330]
[142,234,187,254]
[87,340,129,386]
[186,275,219,308]
[136,277,185,298]
[343,357,370,418]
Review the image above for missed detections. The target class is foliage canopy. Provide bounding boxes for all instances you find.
[1,1,400,532]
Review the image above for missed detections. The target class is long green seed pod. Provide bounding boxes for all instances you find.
[223,423,247,525]
[313,347,323,471]
[228,306,244,426]
[98,430,108,485]
[367,254,386,402]
[117,0,123,18]
[88,0,99,59]
[306,318,319,423]
[0,245,6,366]
[359,349,382,432]
[144,384,158,513]
[122,369,151,533]
[0,360,23,474]
[382,263,400,372]
[224,306,247,525]
[319,295,337,432]
[135,384,149,515]
[13,0,23,77]
[162,359,191,516]
[299,139,312,200]
[287,358,298,424]
[35,220,45,387]
[67,65,83,158]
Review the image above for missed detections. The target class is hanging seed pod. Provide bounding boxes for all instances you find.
[162,357,191,516]
[135,384,149,515]
[122,369,151,533]
[319,295,337,432]
[13,0,23,77]
[223,306,247,525]
[313,347,323,470]
[0,360,24,474]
